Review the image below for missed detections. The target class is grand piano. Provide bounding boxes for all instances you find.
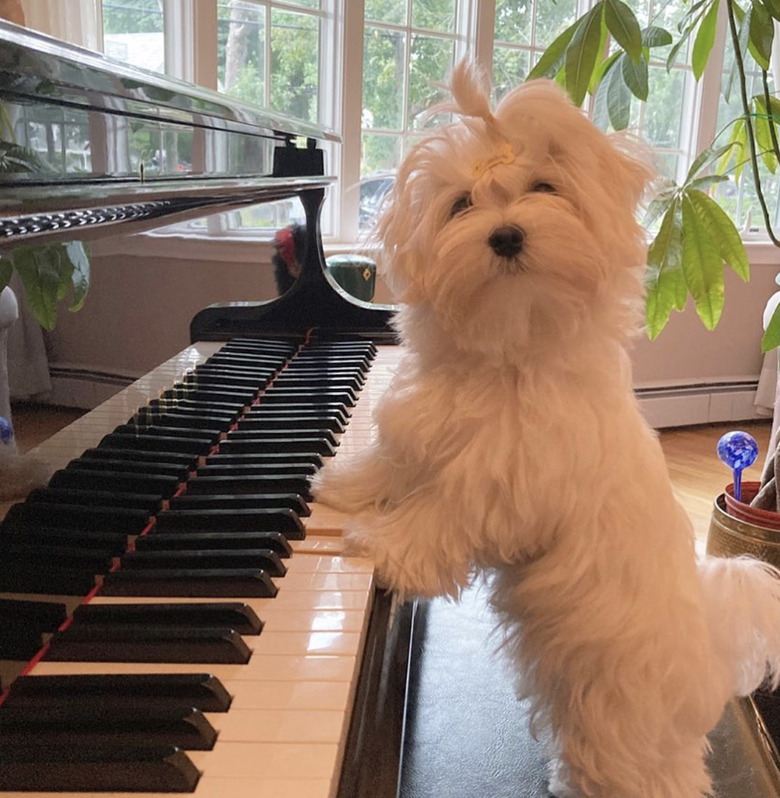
[1,19,780,798]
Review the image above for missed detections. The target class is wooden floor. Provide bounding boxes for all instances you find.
[8,402,774,544]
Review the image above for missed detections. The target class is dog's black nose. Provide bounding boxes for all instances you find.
[488,225,525,258]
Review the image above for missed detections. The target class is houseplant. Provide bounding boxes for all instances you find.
[527,0,780,350]
[0,104,90,332]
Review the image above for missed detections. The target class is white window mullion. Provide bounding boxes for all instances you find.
[339,0,364,243]
[470,0,494,71]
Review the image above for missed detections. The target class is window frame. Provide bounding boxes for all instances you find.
[93,0,768,252]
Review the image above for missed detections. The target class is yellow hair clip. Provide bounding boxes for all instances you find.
[472,142,515,180]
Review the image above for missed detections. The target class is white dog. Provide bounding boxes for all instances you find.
[313,62,780,797]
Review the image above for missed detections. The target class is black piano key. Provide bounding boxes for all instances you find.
[218,436,335,456]
[132,408,236,429]
[246,402,349,423]
[5,673,232,712]
[0,599,66,659]
[224,337,298,352]
[112,423,224,441]
[54,466,184,496]
[259,389,355,407]
[0,564,97,595]
[228,427,338,447]
[205,451,323,469]
[25,487,163,513]
[98,432,214,456]
[207,353,288,370]
[193,363,278,376]
[135,531,292,557]
[281,365,366,379]
[1,501,151,534]
[0,703,218,750]
[154,507,305,537]
[0,542,115,573]
[185,474,313,502]
[100,568,278,598]
[198,461,317,478]
[73,601,264,634]
[120,548,286,577]
[183,371,271,390]
[238,413,345,433]
[0,745,200,793]
[45,624,253,663]
[273,376,362,393]
[80,446,199,468]
[161,385,256,405]
[170,492,310,517]
[147,396,245,414]
[0,525,131,553]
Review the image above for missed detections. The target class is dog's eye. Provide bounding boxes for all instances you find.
[531,182,557,194]
[450,193,472,217]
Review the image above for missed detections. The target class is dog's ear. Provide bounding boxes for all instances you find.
[603,134,655,210]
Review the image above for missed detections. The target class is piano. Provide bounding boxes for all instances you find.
[1,19,780,798]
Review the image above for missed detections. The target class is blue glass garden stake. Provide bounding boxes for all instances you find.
[717,430,759,502]
[0,416,12,446]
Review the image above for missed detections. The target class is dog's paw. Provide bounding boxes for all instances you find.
[0,448,52,500]
[546,760,583,798]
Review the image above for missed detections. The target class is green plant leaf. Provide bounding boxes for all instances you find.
[620,51,649,100]
[605,0,643,62]
[686,142,741,181]
[65,241,90,312]
[752,95,778,172]
[564,3,605,106]
[527,19,580,80]
[641,25,673,48]
[762,302,780,351]
[680,194,725,330]
[686,174,730,191]
[749,0,774,69]
[692,0,720,79]
[12,246,64,331]
[0,258,12,292]
[604,56,631,129]
[645,201,685,338]
[686,188,750,281]
[761,0,780,21]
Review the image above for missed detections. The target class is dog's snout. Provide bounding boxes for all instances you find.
[488,225,525,258]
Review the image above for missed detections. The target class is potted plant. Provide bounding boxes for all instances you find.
[528,0,780,349]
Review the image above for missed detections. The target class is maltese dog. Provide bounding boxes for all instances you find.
[313,62,780,797]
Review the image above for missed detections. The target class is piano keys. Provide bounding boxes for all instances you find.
[0,339,406,797]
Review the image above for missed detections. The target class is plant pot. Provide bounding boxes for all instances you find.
[707,492,780,568]
[723,481,780,530]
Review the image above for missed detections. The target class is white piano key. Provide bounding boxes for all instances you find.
[207,707,344,743]
[8,778,335,798]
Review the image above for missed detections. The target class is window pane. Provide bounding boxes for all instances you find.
[218,0,266,104]
[643,66,686,149]
[534,0,577,47]
[494,0,531,46]
[365,0,408,26]
[362,132,401,174]
[412,0,456,33]
[408,34,453,128]
[270,9,319,123]
[493,46,530,100]
[102,0,165,72]
[363,26,407,129]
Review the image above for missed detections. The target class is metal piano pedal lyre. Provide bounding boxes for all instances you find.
[0,19,411,798]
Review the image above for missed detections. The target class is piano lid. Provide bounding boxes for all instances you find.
[0,20,338,245]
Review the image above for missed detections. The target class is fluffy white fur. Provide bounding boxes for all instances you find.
[313,62,780,797]
[0,442,51,500]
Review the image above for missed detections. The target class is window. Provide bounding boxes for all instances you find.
[93,0,765,244]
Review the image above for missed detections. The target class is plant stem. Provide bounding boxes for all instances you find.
[725,0,780,245]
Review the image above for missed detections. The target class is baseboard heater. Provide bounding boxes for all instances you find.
[635,380,767,429]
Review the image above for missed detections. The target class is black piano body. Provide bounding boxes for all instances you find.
[1,18,780,798]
